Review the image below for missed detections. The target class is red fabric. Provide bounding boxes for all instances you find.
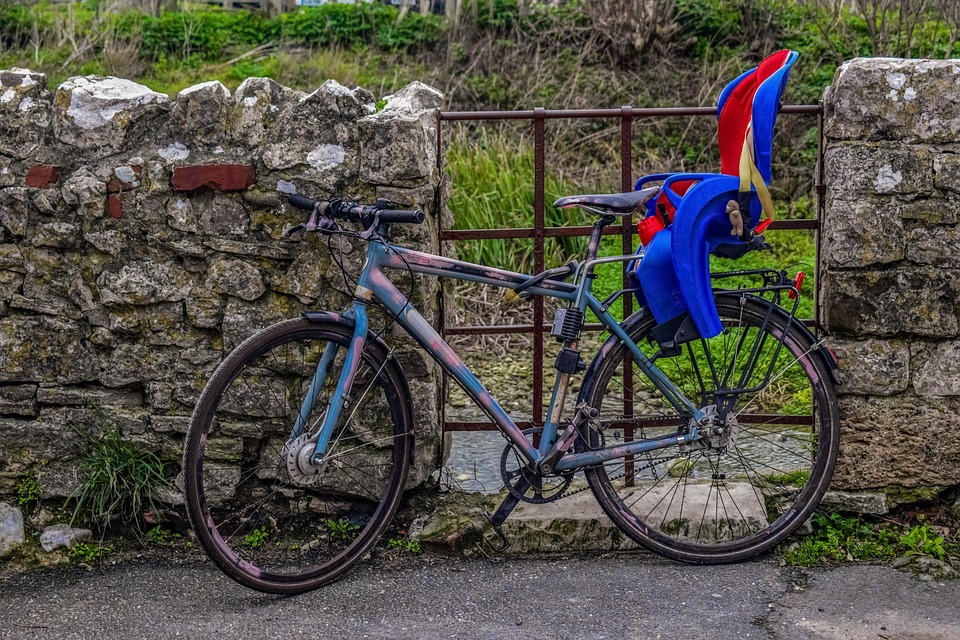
[717,49,791,177]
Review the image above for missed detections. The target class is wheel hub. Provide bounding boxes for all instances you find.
[284,433,327,485]
[681,405,740,456]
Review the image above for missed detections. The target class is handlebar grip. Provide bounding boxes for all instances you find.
[377,209,424,224]
[288,194,321,212]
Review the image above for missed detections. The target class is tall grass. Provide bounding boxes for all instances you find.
[446,129,600,270]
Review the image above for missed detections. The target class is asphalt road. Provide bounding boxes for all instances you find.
[1,553,958,639]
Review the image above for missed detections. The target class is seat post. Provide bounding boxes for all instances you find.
[584,214,617,266]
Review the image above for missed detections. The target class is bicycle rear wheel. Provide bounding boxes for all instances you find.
[183,317,412,594]
[579,292,839,563]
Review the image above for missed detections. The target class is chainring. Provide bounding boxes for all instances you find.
[499,428,575,504]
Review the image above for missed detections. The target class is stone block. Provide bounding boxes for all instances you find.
[833,395,960,490]
[901,197,959,224]
[0,157,15,187]
[0,69,53,160]
[205,258,266,301]
[170,81,231,147]
[260,81,360,184]
[60,170,106,218]
[99,342,177,388]
[907,226,960,266]
[825,143,933,196]
[0,384,38,416]
[231,77,298,149]
[172,164,256,192]
[97,260,193,306]
[912,340,960,396]
[0,501,25,558]
[822,267,960,337]
[53,76,169,152]
[821,196,905,268]
[826,58,960,143]
[934,153,960,194]
[820,490,888,515]
[0,316,98,384]
[0,187,29,237]
[39,524,92,552]
[830,338,909,395]
[198,193,250,236]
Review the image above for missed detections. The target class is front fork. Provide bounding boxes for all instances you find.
[290,303,369,463]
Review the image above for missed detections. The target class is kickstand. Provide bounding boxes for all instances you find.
[482,508,511,553]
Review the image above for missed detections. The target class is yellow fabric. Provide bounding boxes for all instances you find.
[738,125,775,220]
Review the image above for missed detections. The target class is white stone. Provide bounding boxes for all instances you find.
[886,71,907,90]
[158,142,190,163]
[39,524,92,552]
[306,144,346,172]
[0,89,15,103]
[875,164,903,193]
[114,165,139,186]
[904,87,917,101]
[61,76,168,130]
[0,501,25,558]
[379,81,444,116]
[319,79,353,98]
[276,180,297,194]
[178,80,230,98]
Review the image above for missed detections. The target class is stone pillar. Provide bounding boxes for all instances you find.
[0,71,446,499]
[822,58,960,499]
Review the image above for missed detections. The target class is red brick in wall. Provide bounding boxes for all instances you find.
[172,164,256,192]
[26,165,62,189]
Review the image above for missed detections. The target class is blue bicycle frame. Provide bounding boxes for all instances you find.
[296,234,706,472]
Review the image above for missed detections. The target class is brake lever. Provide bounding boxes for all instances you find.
[284,223,307,238]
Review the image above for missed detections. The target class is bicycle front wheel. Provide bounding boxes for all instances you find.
[183,317,413,594]
[579,293,839,563]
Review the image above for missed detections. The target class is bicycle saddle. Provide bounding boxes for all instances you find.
[553,186,658,215]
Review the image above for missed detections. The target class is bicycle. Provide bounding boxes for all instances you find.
[182,190,840,594]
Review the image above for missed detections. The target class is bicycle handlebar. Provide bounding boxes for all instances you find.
[287,194,424,226]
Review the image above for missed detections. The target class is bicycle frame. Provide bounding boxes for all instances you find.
[297,235,707,472]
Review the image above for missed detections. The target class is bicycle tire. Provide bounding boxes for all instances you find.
[578,292,839,564]
[183,317,413,594]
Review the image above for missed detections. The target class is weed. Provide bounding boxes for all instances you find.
[68,426,173,532]
[243,526,270,549]
[785,511,958,567]
[15,476,41,510]
[145,525,180,547]
[900,520,947,561]
[326,517,360,542]
[388,537,422,554]
[68,541,110,564]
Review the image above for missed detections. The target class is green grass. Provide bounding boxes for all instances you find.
[68,425,172,532]
[446,131,599,270]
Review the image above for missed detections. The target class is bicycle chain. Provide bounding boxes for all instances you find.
[547,453,681,501]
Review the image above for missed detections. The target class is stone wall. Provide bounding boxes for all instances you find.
[0,69,447,500]
[822,58,960,499]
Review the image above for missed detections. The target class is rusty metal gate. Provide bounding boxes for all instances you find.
[436,104,824,434]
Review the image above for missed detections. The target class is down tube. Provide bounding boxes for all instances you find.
[367,269,539,464]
